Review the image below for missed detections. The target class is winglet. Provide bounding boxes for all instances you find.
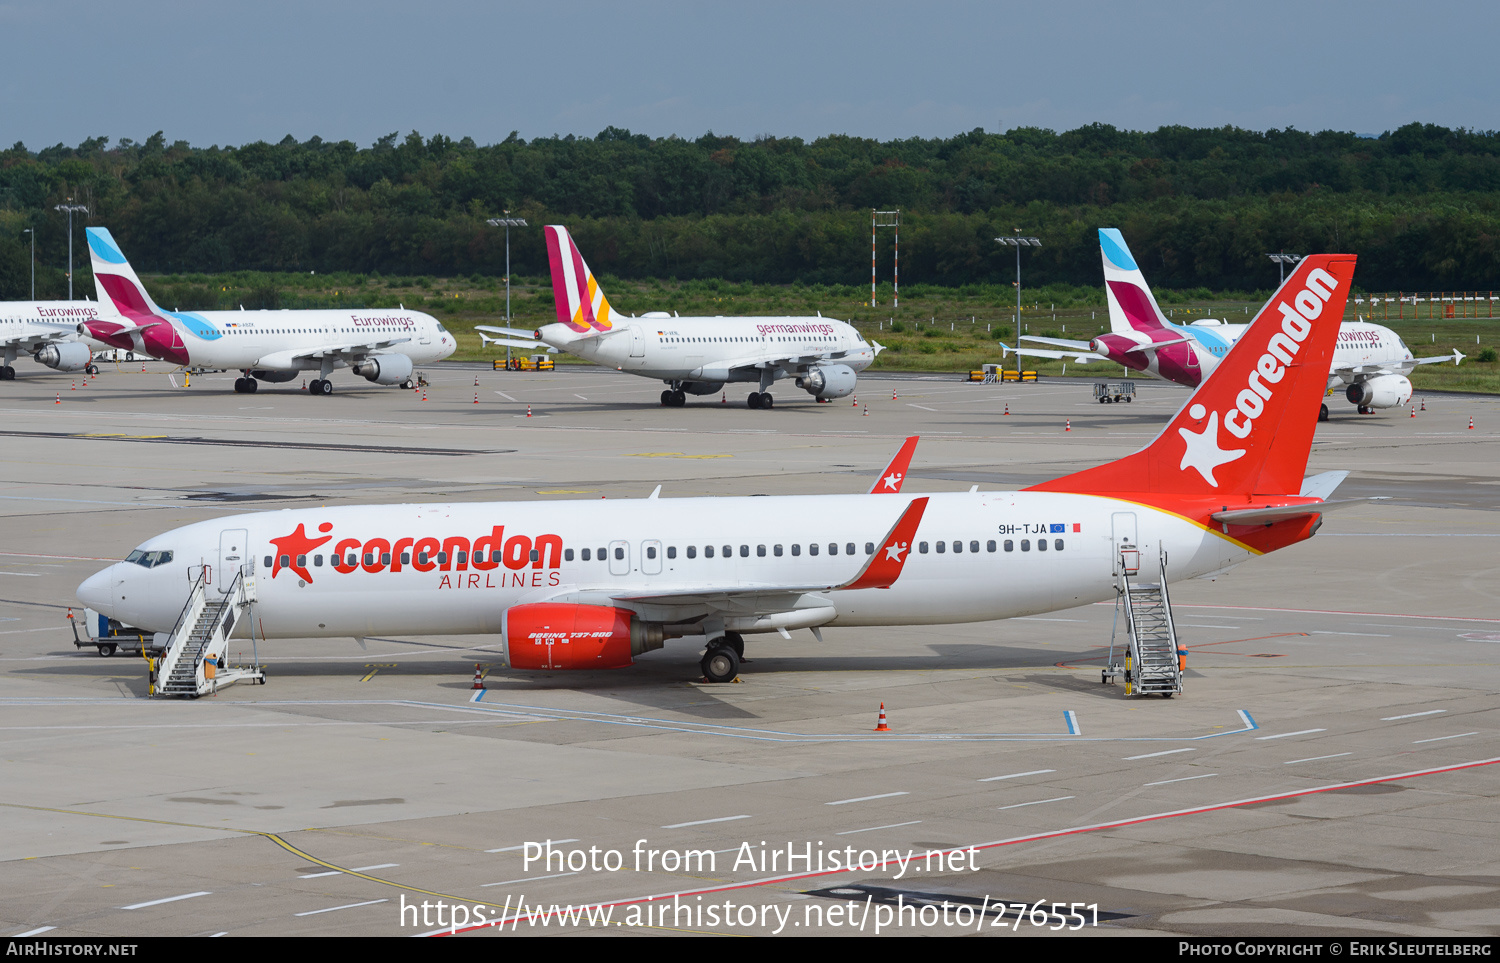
[840,497,929,590]
[870,436,919,494]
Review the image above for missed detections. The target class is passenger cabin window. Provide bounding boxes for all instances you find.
[1020,540,1030,552]
[1055,539,1064,551]
[581,548,591,561]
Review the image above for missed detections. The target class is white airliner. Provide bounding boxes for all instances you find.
[76,228,456,395]
[1,301,112,379]
[1003,228,1462,420]
[80,255,1365,684]
[477,226,882,409]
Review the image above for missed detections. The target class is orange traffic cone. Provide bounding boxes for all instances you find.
[471,663,485,690]
[892,388,898,401]
[1411,405,1416,418]
[851,394,858,407]
[301,378,306,390]
[1420,398,1426,411]
[863,404,868,416]
[473,391,479,404]
[71,380,76,391]
[874,702,890,732]
[721,391,726,404]
[474,375,479,387]
[526,404,532,417]
[422,388,427,401]
[54,393,60,404]
[1004,404,1009,416]
[1065,418,1071,431]
[1469,416,1475,430]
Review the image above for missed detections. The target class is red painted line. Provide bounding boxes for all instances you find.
[440,755,1500,935]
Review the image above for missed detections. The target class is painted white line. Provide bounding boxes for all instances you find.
[661,814,752,829]
[481,871,579,888]
[836,820,923,836]
[997,796,1074,810]
[826,792,909,806]
[1124,748,1196,760]
[295,898,388,917]
[494,391,516,401]
[1144,774,1218,786]
[486,839,578,853]
[13,927,55,936]
[1285,753,1353,764]
[1014,617,1089,623]
[906,404,938,411]
[1311,630,1391,637]
[574,394,588,400]
[0,572,42,577]
[979,769,1056,782]
[1383,710,1446,721]
[298,862,398,879]
[1256,729,1327,740]
[1414,732,1479,744]
[122,891,211,909]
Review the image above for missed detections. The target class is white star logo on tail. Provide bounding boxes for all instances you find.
[1178,405,1245,487]
[883,540,908,562]
[882,472,902,491]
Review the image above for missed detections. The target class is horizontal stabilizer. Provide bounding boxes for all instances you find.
[1210,496,1387,526]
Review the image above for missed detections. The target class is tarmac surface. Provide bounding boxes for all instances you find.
[1,360,1497,938]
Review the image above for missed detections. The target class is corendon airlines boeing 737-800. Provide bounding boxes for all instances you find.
[77,228,455,394]
[477,226,881,409]
[79,255,1361,684]
[1004,229,1461,420]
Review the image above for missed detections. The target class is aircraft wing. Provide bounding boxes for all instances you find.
[287,337,411,362]
[1332,349,1463,379]
[1022,335,1094,351]
[998,342,1103,363]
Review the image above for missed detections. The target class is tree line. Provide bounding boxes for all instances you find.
[3,123,1500,300]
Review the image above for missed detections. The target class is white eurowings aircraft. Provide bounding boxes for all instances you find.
[76,228,456,395]
[477,225,882,409]
[1,301,113,380]
[80,256,1368,684]
[1002,228,1462,420]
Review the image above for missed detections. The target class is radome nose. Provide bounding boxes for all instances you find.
[77,566,115,616]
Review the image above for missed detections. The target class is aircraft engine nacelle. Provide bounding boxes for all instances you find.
[505,603,664,671]
[353,354,414,386]
[680,381,725,396]
[1088,334,1146,371]
[1346,374,1412,409]
[799,364,857,400]
[249,369,299,383]
[36,342,92,372]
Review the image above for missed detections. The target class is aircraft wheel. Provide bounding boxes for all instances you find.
[723,631,745,658]
[247,378,258,393]
[672,390,686,407]
[320,379,334,396]
[700,645,740,684]
[662,389,674,406]
[747,392,762,409]
[1,366,14,380]
[1318,403,1328,422]
[761,393,773,409]
[86,364,99,375]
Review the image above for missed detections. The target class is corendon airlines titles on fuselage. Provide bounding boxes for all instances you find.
[79,255,1360,685]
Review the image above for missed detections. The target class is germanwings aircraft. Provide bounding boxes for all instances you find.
[1004,229,1461,420]
[80,255,1365,684]
[477,226,882,409]
[77,228,455,395]
[1,301,112,379]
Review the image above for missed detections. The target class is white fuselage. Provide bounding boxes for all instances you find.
[1,302,113,368]
[1147,320,1423,392]
[540,315,876,385]
[79,491,1252,643]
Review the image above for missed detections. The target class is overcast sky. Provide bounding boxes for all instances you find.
[3,1,1495,150]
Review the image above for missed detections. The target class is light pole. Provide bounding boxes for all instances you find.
[54,200,88,300]
[1267,251,1302,287]
[21,228,34,300]
[996,229,1041,375]
[486,215,528,367]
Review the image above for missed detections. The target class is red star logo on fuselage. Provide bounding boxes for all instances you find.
[268,523,333,583]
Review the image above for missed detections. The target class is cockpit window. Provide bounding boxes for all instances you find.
[125,549,174,569]
[436,322,449,333]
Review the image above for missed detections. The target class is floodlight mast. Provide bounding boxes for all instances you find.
[486,215,529,368]
[872,210,900,308]
[996,229,1041,374]
[1267,251,1303,286]
[54,200,88,300]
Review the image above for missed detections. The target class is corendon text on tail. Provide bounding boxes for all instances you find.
[78,255,1361,683]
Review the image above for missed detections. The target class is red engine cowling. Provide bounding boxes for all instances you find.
[505,603,663,670]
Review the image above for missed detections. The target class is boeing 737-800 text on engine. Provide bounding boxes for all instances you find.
[79,256,1363,684]
[77,228,455,394]
[477,226,882,409]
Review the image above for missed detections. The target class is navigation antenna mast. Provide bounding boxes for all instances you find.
[872,209,900,308]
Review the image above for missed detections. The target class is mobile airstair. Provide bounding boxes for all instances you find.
[154,567,265,698]
[1103,547,1183,697]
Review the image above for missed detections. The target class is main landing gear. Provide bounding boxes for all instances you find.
[308,379,334,396]
[233,377,259,394]
[700,631,745,683]
[0,366,14,380]
[660,388,686,407]
[747,391,773,409]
